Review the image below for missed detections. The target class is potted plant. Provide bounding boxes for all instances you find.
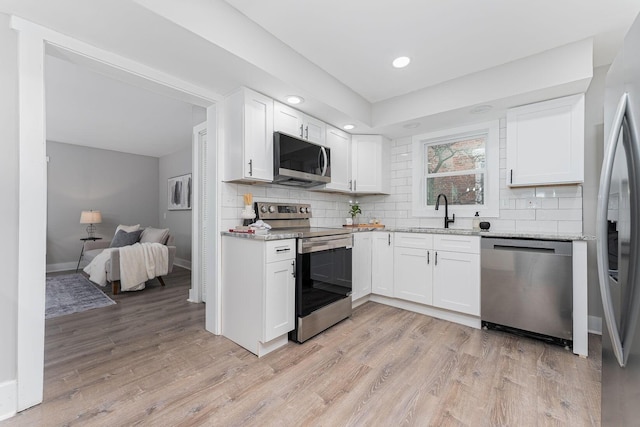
[349,202,362,223]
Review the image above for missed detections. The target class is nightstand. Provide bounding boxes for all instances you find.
[76,237,103,273]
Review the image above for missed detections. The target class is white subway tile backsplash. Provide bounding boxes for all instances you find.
[559,197,583,209]
[536,209,582,221]
[515,220,558,233]
[535,185,582,198]
[499,209,536,220]
[487,219,516,232]
[557,221,583,233]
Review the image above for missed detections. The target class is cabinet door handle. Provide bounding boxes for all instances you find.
[305,125,309,139]
[291,260,296,278]
[349,179,353,191]
[388,234,391,246]
[354,180,357,192]
[435,251,438,266]
[248,159,253,176]
[510,169,513,184]
[299,124,304,138]
[427,250,430,264]
[276,247,291,253]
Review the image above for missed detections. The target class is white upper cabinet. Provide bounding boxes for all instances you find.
[351,135,391,194]
[273,101,326,146]
[506,94,584,187]
[323,126,352,192]
[223,87,274,183]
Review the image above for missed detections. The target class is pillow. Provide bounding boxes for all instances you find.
[115,224,140,234]
[110,229,143,248]
[140,227,170,244]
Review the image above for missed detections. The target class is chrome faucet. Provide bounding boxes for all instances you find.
[435,193,455,228]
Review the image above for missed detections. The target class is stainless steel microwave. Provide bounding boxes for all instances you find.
[273,132,331,187]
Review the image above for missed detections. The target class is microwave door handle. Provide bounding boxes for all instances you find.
[597,92,628,368]
[320,146,328,176]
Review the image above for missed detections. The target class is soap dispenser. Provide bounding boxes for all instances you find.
[472,211,480,231]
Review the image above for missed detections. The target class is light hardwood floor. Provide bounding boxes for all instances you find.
[3,268,601,426]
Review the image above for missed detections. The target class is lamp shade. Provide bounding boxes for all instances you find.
[80,210,102,224]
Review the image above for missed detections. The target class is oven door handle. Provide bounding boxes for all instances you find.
[298,236,352,254]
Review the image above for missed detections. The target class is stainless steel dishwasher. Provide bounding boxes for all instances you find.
[481,237,573,346]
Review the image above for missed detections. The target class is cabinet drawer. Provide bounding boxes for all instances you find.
[394,232,433,249]
[434,234,479,254]
[266,239,296,263]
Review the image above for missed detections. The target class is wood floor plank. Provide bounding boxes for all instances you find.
[2,269,601,426]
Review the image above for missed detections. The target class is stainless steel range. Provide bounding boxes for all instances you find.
[255,202,353,343]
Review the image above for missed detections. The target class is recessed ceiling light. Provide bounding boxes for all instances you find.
[286,95,304,105]
[402,122,420,129]
[470,104,493,114]
[343,124,355,130]
[392,56,411,69]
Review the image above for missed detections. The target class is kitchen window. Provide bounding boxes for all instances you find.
[412,120,499,218]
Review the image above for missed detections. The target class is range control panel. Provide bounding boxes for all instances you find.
[254,203,312,220]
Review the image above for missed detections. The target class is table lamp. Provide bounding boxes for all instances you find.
[80,210,102,238]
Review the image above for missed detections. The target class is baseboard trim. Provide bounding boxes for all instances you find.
[0,380,17,422]
[588,315,602,335]
[46,262,78,273]
[369,295,481,330]
[173,258,191,270]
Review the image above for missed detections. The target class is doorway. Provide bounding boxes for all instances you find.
[14,22,221,412]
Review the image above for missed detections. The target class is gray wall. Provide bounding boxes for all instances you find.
[159,146,192,262]
[0,13,18,384]
[584,65,608,322]
[46,141,160,267]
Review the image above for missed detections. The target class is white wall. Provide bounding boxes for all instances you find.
[159,146,192,264]
[46,142,160,270]
[0,12,18,388]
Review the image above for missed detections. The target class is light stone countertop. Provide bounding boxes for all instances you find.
[222,227,594,242]
[221,230,299,241]
[342,226,593,241]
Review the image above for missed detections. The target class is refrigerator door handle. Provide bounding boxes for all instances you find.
[597,92,629,367]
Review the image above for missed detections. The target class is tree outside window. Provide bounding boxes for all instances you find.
[424,134,486,206]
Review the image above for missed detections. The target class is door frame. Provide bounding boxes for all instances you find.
[11,16,223,411]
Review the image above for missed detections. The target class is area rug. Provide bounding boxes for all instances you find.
[46,273,116,319]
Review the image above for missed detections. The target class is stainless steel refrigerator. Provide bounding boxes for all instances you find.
[598,12,640,426]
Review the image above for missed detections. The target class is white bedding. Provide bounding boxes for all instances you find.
[84,243,168,291]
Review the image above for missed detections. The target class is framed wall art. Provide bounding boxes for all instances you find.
[168,173,192,210]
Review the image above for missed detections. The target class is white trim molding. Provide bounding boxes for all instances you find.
[0,380,17,422]
[10,15,221,414]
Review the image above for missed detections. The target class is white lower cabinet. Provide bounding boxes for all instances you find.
[264,259,296,342]
[394,246,433,305]
[432,250,480,316]
[352,232,372,301]
[222,237,295,357]
[371,232,394,297]
[393,232,480,316]
[352,231,480,318]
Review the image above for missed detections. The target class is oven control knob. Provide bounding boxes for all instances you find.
[260,205,268,213]
[268,206,276,213]
[306,207,311,214]
[299,207,305,213]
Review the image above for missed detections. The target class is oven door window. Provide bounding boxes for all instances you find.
[297,247,352,317]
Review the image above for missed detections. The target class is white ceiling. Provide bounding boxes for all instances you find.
[225,0,640,103]
[45,54,206,158]
[2,0,640,155]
